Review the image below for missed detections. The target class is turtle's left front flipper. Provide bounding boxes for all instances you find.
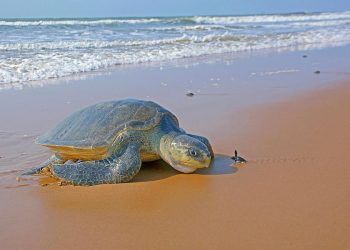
[52,144,141,186]
[22,154,64,175]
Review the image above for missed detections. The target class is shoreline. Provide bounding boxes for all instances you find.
[2,43,350,92]
[1,45,350,249]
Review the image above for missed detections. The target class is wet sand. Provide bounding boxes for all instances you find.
[1,47,350,249]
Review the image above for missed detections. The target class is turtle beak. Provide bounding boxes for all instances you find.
[204,148,213,166]
[192,150,212,169]
[172,164,197,173]
[200,153,212,168]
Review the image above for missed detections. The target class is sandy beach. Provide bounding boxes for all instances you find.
[1,45,350,249]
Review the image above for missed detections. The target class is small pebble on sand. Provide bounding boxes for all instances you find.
[186,92,194,97]
[302,55,307,58]
[314,70,321,74]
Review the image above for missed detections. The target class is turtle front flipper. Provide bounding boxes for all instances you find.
[23,154,64,175]
[52,144,142,186]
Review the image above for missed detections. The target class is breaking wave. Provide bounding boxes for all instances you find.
[1,11,350,89]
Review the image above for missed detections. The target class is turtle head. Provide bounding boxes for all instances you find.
[160,133,212,173]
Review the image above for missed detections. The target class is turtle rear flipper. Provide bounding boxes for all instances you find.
[52,144,141,186]
[23,154,64,175]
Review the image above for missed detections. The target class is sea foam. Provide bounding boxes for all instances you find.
[1,11,350,90]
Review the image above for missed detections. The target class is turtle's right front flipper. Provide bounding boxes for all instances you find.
[52,144,141,186]
[22,154,64,175]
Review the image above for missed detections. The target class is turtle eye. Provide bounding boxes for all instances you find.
[189,149,197,157]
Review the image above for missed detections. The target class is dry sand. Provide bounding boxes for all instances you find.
[1,48,350,249]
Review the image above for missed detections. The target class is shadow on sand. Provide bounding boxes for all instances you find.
[133,154,238,183]
[13,154,238,186]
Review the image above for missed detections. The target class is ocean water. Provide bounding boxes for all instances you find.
[1,11,350,89]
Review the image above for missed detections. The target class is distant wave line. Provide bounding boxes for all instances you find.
[0,11,349,26]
